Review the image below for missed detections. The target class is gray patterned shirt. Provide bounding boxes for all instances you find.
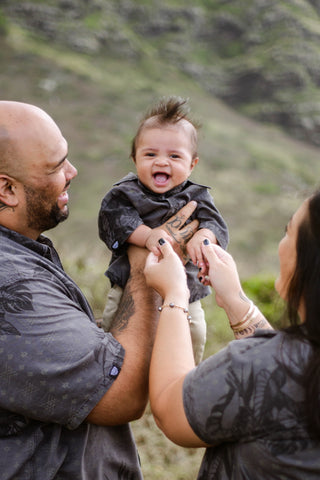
[184,330,320,479]
[98,173,229,303]
[0,225,143,480]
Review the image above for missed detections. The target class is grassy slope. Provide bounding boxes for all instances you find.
[4,23,320,281]
[2,21,320,479]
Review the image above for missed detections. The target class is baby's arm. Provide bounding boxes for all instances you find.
[128,225,173,255]
[187,228,217,275]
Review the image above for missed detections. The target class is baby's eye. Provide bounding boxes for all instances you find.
[145,152,155,157]
[170,154,180,159]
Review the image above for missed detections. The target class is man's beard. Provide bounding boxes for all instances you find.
[24,184,69,233]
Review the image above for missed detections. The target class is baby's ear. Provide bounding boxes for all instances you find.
[191,157,199,170]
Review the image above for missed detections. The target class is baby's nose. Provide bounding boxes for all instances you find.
[155,155,169,165]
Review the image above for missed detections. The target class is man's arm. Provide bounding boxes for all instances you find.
[87,201,199,425]
[87,246,158,425]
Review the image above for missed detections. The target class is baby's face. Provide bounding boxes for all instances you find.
[134,123,198,194]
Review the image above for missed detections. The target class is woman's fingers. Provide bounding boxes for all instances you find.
[145,251,159,268]
[202,241,231,266]
[144,239,189,300]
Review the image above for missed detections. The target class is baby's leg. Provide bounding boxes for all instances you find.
[188,300,206,365]
[101,284,124,332]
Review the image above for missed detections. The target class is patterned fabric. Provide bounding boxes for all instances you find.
[98,172,229,303]
[183,329,320,479]
[0,225,143,480]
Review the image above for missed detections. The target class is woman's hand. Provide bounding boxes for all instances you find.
[145,228,173,255]
[201,241,243,310]
[201,240,274,336]
[144,240,190,304]
[187,228,217,274]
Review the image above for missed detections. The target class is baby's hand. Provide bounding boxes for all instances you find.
[145,228,173,255]
[187,228,217,271]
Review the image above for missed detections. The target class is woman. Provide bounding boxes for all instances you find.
[144,192,320,479]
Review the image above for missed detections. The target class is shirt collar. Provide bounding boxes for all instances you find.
[0,225,63,267]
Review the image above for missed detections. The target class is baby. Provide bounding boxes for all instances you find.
[98,96,229,364]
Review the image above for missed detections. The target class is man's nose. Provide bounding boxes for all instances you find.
[66,160,78,180]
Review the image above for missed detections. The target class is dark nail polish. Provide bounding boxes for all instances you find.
[159,238,165,245]
[203,239,210,245]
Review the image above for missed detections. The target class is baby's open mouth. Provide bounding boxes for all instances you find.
[153,172,169,184]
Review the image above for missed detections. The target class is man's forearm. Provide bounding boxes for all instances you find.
[87,247,159,425]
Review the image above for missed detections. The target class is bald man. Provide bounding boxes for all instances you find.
[0,101,198,479]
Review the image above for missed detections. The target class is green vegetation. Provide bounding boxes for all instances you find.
[0,9,7,36]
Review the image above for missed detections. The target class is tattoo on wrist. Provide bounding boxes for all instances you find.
[234,316,268,338]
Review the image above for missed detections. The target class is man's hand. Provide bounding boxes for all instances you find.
[153,201,199,263]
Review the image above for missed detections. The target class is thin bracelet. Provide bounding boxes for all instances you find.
[231,306,257,332]
[158,302,192,322]
[231,305,259,333]
[231,301,254,329]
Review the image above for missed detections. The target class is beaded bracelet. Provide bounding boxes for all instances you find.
[158,302,192,322]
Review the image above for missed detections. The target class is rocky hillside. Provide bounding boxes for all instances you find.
[2,0,320,145]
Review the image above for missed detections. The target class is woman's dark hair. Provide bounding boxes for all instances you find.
[285,190,320,436]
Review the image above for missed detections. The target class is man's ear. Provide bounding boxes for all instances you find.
[0,175,19,207]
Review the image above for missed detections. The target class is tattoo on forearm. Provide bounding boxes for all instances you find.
[239,291,251,303]
[111,285,135,332]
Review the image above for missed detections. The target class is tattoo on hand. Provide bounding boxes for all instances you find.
[165,215,194,243]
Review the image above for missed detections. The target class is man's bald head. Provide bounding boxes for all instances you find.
[0,101,63,180]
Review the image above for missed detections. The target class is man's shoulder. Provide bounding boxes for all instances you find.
[0,225,23,255]
[0,228,36,283]
[0,226,55,285]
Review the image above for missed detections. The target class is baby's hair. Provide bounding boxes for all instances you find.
[131,96,201,160]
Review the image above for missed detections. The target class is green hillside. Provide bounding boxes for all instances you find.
[2,18,319,283]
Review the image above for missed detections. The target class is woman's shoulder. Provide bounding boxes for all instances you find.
[197,329,311,379]
[229,329,311,362]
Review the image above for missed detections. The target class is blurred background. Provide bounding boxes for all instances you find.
[1,1,320,477]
